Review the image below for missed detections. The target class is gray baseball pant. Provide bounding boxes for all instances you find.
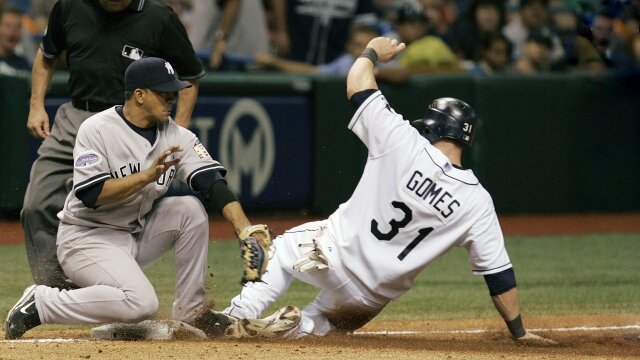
[33,196,209,324]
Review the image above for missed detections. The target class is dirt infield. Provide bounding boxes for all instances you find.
[1,212,640,245]
[1,314,639,359]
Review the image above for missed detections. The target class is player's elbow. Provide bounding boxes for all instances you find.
[346,82,359,100]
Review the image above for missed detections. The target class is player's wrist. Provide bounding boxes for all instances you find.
[359,47,378,66]
[505,314,526,338]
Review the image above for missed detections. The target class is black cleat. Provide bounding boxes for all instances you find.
[5,285,41,339]
[191,310,236,338]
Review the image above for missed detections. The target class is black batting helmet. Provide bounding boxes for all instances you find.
[411,98,478,146]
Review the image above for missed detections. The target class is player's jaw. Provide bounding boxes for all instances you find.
[149,90,176,122]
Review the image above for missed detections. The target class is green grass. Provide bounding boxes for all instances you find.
[1,234,639,325]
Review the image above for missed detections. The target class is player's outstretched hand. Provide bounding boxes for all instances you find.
[515,331,558,346]
[365,37,406,64]
[148,145,182,181]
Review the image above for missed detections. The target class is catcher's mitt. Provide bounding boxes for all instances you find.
[238,224,273,283]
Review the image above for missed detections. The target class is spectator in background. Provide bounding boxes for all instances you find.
[503,0,565,61]
[420,0,458,37]
[19,0,56,64]
[252,25,380,75]
[270,0,378,65]
[445,0,506,61]
[0,6,29,75]
[630,33,640,70]
[188,0,270,70]
[512,27,554,73]
[468,32,512,74]
[396,2,459,72]
[591,9,617,66]
[549,0,604,72]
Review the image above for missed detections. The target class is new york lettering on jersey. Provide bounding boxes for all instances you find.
[109,162,176,187]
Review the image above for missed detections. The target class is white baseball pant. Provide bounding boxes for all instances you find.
[224,220,388,337]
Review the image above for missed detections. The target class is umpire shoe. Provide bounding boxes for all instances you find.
[191,310,236,338]
[5,285,42,339]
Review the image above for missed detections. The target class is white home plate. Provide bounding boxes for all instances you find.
[91,320,207,340]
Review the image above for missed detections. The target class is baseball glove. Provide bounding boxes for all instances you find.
[238,224,273,283]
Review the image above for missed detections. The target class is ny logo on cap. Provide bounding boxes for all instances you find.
[165,62,175,75]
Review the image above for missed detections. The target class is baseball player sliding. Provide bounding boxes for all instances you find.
[5,57,270,339]
[204,37,557,345]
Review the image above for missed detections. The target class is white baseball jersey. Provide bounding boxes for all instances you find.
[58,106,224,231]
[327,91,511,300]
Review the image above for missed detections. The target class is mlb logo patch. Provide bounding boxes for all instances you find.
[122,45,144,60]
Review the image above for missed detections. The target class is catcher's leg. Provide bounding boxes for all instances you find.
[136,196,209,323]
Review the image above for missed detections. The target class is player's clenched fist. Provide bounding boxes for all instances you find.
[364,37,406,64]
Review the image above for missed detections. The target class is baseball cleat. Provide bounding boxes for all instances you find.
[191,310,236,338]
[5,285,41,339]
[225,305,301,338]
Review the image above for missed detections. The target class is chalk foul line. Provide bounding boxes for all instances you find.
[1,324,639,342]
[353,324,640,336]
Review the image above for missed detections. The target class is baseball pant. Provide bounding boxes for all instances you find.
[21,102,94,288]
[33,196,209,324]
[224,220,388,337]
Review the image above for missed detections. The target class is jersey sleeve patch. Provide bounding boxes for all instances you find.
[193,139,212,160]
[74,150,102,168]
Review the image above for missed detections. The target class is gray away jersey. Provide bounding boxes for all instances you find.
[327,91,511,300]
[58,107,224,231]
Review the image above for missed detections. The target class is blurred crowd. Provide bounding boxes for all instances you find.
[1,0,639,78]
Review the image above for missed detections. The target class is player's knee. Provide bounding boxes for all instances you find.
[20,201,40,220]
[137,295,160,320]
[174,196,208,227]
[121,291,159,322]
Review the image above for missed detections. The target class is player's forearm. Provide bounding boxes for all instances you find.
[95,173,155,206]
[346,57,378,100]
[490,287,527,338]
[490,287,521,321]
[221,201,252,237]
[30,49,56,109]
[174,80,199,128]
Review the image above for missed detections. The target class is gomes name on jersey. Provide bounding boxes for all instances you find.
[405,170,460,219]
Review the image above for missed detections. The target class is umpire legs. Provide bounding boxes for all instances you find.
[21,102,87,289]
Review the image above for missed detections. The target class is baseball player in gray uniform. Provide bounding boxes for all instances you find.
[5,57,266,339]
[210,38,557,345]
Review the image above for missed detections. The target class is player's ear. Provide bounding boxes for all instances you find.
[133,88,145,104]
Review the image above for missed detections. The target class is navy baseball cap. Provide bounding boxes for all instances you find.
[124,57,191,92]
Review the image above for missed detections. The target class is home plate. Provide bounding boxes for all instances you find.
[91,320,207,340]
